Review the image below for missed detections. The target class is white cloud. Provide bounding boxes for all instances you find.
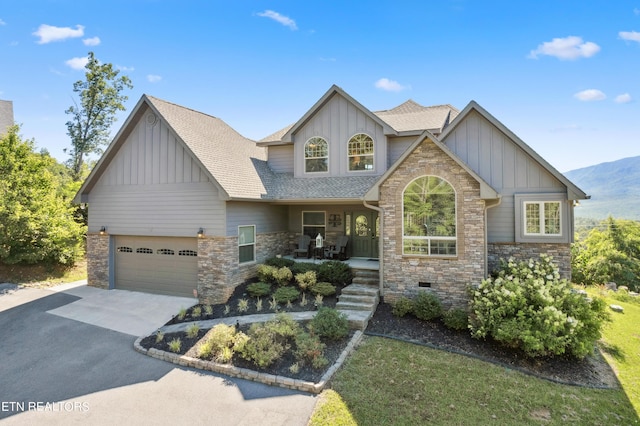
[0,18,6,26]
[615,93,632,103]
[65,56,88,70]
[147,74,162,83]
[117,65,135,72]
[619,31,640,43]
[574,89,606,101]
[374,78,410,92]
[83,36,101,46]
[33,24,84,44]
[257,10,297,30]
[528,36,600,60]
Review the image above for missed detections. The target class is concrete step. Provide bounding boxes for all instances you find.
[338,294,378,305]
[341,284,379,297]
[352,277,378,287]
[338,309,373,331]
[352,270,379,279]
[336,300,376,311]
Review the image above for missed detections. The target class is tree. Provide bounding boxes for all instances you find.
[65,51,133,180]
[572,217,640,291]
[0,127,85,265]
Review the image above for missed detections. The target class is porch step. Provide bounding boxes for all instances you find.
[351,269,380,287]
[337,283,380,330]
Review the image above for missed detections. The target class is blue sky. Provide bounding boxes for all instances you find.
[1,1,639,172]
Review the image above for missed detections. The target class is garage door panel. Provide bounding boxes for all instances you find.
[115,236,198,297]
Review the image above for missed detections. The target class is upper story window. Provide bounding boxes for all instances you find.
[524,201,561,236]
[348,133,374,171]
[402,176,457,256]
[304,137,328,173]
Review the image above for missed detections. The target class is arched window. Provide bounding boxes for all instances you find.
[304,137,328,172]
[403,176,456,256]
[348,133,374,171]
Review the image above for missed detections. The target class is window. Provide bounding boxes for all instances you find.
[302,211,325,238]
[348,133,374,171]
[524,201,561,236]
[304,137,328,173]
[136,248,153,254]
[239,225,256,264]
[157,249,175,255]
[178,250,198,257]
[116,247,132,253]
[402,176,456,256]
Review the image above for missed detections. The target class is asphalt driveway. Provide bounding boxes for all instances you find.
[0,283,317,425]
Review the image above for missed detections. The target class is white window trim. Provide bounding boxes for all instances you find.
[302,211,326,238]
[238,225,256,264]
[347,133,375,172]
[523,201,562,237]
[401,176,457,258]
[303,137,329,174]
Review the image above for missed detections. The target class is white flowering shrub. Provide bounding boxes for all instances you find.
[469,255,609,359]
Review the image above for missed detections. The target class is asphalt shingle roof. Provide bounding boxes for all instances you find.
[374,101,459,133]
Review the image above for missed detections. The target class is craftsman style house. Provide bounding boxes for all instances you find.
[75,85,587,307]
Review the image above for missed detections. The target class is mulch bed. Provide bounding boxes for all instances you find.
[140,281,618,388]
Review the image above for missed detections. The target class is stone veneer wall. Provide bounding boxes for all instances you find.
[87,233,109,289]
[379,139,486,309]
[488,242,572,280]
[197,231,289,304]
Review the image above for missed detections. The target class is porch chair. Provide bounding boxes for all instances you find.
[293,235,312,258]
[324,235,349,260]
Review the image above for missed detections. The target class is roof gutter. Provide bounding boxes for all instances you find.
[484,196,502,278]
[363,200,384,297]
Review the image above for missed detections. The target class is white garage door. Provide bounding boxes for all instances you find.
[114,236,198,297]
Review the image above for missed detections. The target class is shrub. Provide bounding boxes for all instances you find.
[294,331,328,369]
[256,264,277,284]
[412,292,443,321]
[310,281,336,296]
[317,261,352,285]
[273,267,293,286]
[177,307,187,320]
[155,331,164,343]
[310,307,349,340]
[191,306,202,318]
[295,271,317,290]
[247,281,271,298]
[198,324,248,363]
[264,257,295,268]
[186,323,200,339]
[469,255,610,358]
[237,298,249,313]
[290,262,319,275]
[239,313,298,368]
[391,297,413,317]
[273,286,300,304]
[442,308,468,331]
[204,305,213,316]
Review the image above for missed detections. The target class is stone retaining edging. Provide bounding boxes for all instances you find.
[134,330,363,394]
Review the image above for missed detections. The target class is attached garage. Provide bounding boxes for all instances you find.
[114,236,198,297]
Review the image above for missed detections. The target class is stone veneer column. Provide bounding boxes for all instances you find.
[379,139,486,309]
[487,242,572,280]
[87,233,109,289]
[197,231,289,305]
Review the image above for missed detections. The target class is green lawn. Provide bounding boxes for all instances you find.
[310,295,640,425]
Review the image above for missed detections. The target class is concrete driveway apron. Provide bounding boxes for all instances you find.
[0,282,317,425]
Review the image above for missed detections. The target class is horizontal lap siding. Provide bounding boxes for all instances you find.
[267,146,294,173]
[226,202,288,236]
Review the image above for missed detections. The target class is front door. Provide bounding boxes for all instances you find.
[348,211,379,258]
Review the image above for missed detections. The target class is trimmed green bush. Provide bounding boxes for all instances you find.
[247,281,271,298]
[273,286,300,304]
[256,264,277,284]
[310,281,336,296]
[295,270,317,290]
[469,255,610,358]
[310,307,349,340]
[239,313,299,368]
[273,266,293,286]
[442,308,468,331]
[391,297,413,317]
[264,257,295,268]
[294,331,328,369]
[317,261,352,285]
[291,262,319,275]
[412,292,443,321]
[198,324,248,363]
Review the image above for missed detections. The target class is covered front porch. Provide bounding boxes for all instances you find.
[281,255,379,271]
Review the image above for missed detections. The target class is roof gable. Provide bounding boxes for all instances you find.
[281,85,396,143]
[75,95,269,203]
[440,101,588,200]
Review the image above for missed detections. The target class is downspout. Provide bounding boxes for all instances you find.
[363,200,384,297]
[484,197,502,278]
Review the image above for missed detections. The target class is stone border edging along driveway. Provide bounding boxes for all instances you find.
[134,329,363,394]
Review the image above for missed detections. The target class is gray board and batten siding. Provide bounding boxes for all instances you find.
[87,107,226,237]
[442,109,569,243]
